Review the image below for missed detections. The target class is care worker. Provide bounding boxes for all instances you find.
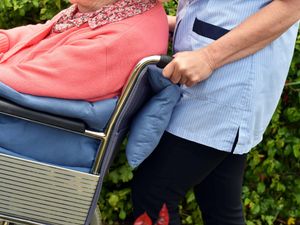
[132,0,300,224]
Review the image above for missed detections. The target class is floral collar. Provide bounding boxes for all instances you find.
[53,0,157,33]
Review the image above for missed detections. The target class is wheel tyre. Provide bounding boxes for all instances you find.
[0,222,21,225]
[1,207,102,225]
[90,207,102,225]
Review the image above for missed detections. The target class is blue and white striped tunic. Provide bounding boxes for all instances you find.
[166,0,299,154]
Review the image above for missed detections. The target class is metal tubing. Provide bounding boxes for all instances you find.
[0,109,105,140]
[0,215,44,225]
[91,55,161,174]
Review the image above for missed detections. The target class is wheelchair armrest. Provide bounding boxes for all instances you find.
[0,97,86,134]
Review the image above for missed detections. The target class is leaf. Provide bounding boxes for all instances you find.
[257,182,266,194]
[293,144,300,158]
[251,204,260,215]
[107,170,119,184]
[293,193,300,204]
[287,217,296,225]
[119,209,126,220]
[186,191,195,204]
[108,194,119,207]
[32,0,39,8]
[55,0,61,8]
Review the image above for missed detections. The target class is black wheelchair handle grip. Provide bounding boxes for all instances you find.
[156,55,173,69]
[0,98,86,134]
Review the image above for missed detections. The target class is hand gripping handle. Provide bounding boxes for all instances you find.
[156,55,173,69]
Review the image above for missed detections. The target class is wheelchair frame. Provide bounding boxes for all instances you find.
[0,55,171,225]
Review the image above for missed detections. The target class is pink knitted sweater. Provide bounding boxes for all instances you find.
[0,3,168,101]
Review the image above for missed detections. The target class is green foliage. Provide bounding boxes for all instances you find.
[99,148,134,224]
[163,0,178,16]
[242,33,300,225]
[0,0,69,28]
[1,1,299,224]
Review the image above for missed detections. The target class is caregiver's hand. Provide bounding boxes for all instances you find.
[162,48,216,87]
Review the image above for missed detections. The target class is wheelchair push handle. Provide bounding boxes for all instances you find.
[156,55,173,69]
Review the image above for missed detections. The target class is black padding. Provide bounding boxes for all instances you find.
[157,55,173,69]
[0,98,86,133]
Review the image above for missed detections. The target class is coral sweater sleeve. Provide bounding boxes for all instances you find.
[0,37,112,100]
[0,17,58,53]
[0,33,9,53]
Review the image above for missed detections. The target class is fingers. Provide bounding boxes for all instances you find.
[163,58,190,85]
[179,76,188,85]
[185,80,196,87]
[162,61,174,79]
[162,50,214,86]
[170,65,182,84]
[163,61,182,84]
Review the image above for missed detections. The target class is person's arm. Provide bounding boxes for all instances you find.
[0,33,9,53]
[158,0,176,31]
[168,15,176,32]
[0,37,112,100]
[163,0,300,87]
[0,12,63,54]
[0,23,50,53]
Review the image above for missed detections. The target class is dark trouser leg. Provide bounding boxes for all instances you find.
[132,132,246,225]
[194,154,247,225]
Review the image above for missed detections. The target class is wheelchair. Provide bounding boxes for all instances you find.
[0,55,171,225]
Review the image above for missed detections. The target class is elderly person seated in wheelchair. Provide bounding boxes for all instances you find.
[0,0,168,102]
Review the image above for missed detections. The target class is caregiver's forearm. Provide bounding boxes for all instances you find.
[206,0,300,69]
[168,15,176,32]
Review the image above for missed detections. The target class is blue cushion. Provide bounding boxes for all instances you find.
[0,114,100,171]
[126,66,181,168]
[0,82,117,131]
[0,82,117,172]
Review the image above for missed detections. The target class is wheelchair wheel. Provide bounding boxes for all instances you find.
[0,222,8,225]
[90,206,102,225]
[0,222,22,225]
[1,207,102,225]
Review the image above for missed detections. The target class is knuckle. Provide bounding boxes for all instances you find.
[180,67,188,73]
[189,76,198,83]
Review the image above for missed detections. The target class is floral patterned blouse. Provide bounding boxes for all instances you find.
[53,0,157,33]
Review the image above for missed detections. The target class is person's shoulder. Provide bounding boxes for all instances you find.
[130,3,167,24]
[89,2,168,44]
[120,3,168,34]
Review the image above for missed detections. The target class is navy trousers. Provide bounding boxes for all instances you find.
[132,132,247,225]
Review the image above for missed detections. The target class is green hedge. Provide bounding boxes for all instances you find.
[1,1,299,224]
[0,0,69,28]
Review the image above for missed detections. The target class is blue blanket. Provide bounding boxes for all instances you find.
[0,66,181,172]
[0,82,117,172]
[126,66,181,168]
